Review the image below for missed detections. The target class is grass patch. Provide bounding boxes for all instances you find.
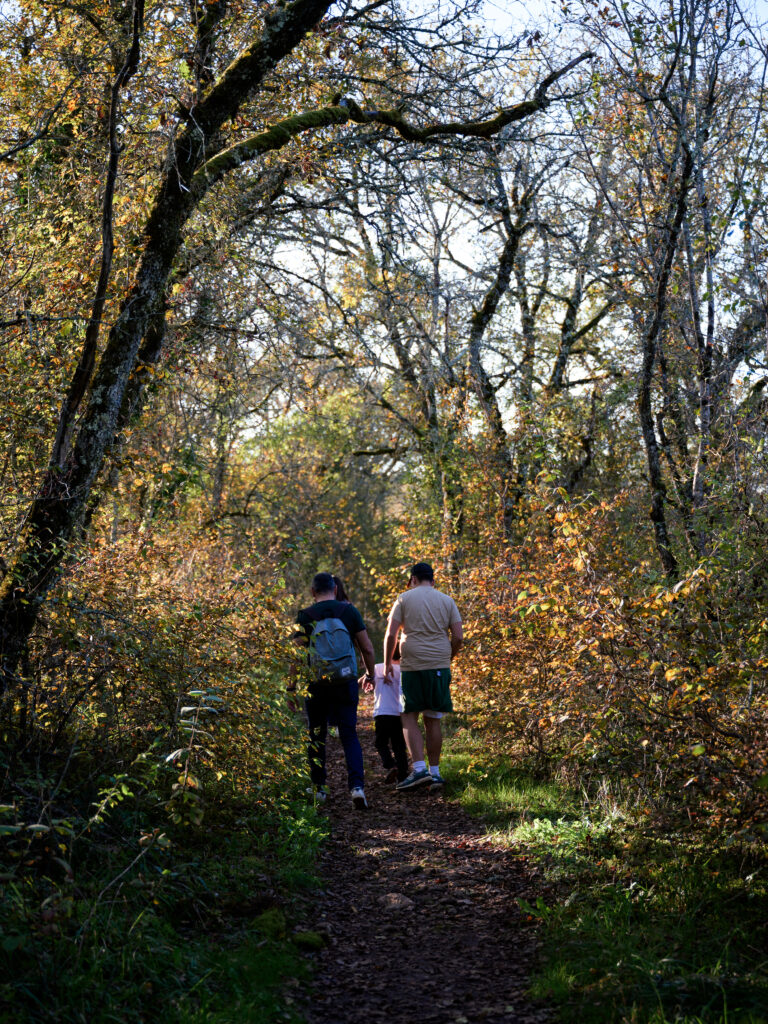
[174,933,309,1024]
[444,729,768,1024]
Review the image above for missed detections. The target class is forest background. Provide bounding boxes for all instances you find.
[1,0,767,1019]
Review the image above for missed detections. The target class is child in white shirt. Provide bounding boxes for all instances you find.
[372,645,409,783]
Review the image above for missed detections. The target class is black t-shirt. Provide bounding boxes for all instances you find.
[296,599,366,639]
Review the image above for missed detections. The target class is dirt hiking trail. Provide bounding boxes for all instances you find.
[299,706,553,1024]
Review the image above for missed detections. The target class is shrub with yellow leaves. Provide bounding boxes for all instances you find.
[455,489,768,837]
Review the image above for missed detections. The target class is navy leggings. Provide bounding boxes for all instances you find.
[305,681,364,791]
[374,715,409,781]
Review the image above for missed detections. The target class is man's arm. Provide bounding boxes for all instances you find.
[449,620,463,660]
[384,617,402,683]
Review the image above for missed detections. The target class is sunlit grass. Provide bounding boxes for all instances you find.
[442,731,571,827]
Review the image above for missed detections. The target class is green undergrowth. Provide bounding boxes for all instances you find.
[0,792,325,1023]
[443,725,768,1024]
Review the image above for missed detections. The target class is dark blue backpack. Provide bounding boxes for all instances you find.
[308,617,357,684]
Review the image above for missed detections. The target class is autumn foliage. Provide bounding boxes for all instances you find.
[3,521,305,838]
[455,488,768,836]
[2,5,768,1014]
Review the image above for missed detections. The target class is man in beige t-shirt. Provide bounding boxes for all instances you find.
[383,562,463,790]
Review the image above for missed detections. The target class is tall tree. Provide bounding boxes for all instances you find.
[574,0,768,574]
[0,0,592,687]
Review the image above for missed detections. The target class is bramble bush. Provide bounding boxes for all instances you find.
[0,518,312,1020]
[3,524,303,825]
[455,488,768,837]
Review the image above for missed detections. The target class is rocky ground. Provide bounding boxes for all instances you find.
[297,706,553,1024]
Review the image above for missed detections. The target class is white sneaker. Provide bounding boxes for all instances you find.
[350,787,368,809]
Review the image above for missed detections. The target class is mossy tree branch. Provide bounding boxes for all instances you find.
[195,50,594,190]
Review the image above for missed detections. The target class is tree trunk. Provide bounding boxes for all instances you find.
[0,0,334,689]
[637,150,694,580]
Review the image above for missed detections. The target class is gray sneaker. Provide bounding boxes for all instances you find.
[307,785,329,805]
[396,768,433,791]
[429,772,445,786]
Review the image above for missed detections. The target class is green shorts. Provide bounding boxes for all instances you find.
[401,668,453,714]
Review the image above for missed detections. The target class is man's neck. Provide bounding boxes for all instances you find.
[313,592,336,602]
